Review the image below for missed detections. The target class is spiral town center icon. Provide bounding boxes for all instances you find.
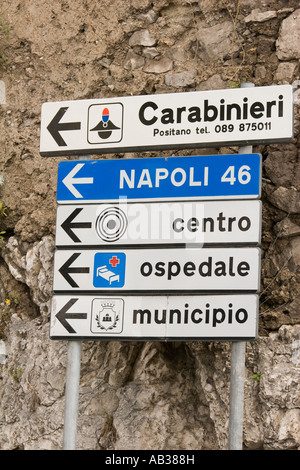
[96,206,128,242]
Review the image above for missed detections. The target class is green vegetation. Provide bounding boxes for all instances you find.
[0,16,9,37]
[229,77,247,88]
[8,366,24,382]
[252,372,262,384]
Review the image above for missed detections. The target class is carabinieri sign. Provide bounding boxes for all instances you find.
[40,85,293,156]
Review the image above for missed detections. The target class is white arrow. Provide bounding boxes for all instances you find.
[62,163,94,198]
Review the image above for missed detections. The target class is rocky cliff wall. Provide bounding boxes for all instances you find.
[0,0,299,450]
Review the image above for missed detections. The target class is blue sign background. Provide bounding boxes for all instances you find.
[93,252,126,288]
[57,154,261,203]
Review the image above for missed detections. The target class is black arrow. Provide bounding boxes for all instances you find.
[47,107,81,146]
[61,208,92,243]
[59,253,90,288]
[56,298,87,334]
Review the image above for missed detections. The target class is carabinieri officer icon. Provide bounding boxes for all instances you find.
[90,107,121,140]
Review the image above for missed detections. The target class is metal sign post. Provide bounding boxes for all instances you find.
[228,81,255,450]
[62,156,90,450]
[63,339,81,450]
[228,143,254,450]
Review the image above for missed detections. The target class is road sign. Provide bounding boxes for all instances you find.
[56,154,262,203]
[40,85,293,156]
[53,247,260,293]
[55,200,262,247]
[50,294,258,340]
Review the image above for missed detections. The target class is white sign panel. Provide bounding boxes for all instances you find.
[55,200,262,247]
[53,247,260,293]
[40,85,293,156]
[50,294,259,340]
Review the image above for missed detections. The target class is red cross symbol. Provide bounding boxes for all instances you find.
[109,256,120,268]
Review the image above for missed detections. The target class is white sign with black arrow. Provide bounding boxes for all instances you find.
[53,247,261,293]
[50,294,259,340]
[55,200,262,247]
[40,85,293,156]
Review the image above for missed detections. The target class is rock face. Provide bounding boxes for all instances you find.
[0,0,300,450]
[276,9,300,60]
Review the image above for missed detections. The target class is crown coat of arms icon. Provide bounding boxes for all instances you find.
[91,298,124,334]
[96,302,119,331]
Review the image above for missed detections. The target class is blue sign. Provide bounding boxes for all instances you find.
[57,154,261,203]
[93,252,126,288]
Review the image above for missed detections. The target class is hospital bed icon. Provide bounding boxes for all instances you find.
[96,265,120,284]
